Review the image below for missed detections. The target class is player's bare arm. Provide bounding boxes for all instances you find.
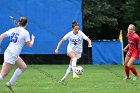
[26,34,35,48]
[55,38,65,54]
[86,38,92,47]
[123,44,129,52]
[0,32,8,44]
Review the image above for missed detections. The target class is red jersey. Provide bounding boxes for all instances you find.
[127,33,140,51]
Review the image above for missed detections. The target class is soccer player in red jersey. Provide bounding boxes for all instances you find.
[123,24,140,80]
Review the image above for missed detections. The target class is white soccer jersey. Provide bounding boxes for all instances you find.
[5,26,30,56]
[63,30,88,53]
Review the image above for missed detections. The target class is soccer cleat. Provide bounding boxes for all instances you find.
[123,76,130,80]
[58,78,65,83]
[73,75,80,79]
[133,75,139,80]
[5,82,14,92]
[73,71,80,79]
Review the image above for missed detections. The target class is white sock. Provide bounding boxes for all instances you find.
[62,65,72,80]
[9,68,23,85]
[71,57,78,77]
[0,75,3,81]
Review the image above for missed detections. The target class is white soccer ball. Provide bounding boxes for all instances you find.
[75,66,84,75]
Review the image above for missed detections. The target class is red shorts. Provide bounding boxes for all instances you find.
[126,50,139,59]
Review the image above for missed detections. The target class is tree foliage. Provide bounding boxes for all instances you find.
[83,0,140,40]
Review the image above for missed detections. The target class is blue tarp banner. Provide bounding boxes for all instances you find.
[0,0,82,54]
[92,41,123,65]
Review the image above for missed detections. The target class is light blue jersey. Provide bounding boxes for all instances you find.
[5,26,30,56]
[63,30,88,58]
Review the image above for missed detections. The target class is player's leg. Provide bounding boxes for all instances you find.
[68,51,79,78]
[0,62,14,92]
[0,62,13,81]
[127,57,139,80]
[59,62,72,82]
[123,55,131,80]
[7,57,27,86]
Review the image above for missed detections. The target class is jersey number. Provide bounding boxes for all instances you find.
[10,32,19,43]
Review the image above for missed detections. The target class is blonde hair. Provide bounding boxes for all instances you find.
[129,24,135,31]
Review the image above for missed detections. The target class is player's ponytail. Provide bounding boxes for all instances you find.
[18,17,28,27]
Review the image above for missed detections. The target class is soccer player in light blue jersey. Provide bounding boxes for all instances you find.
[55,21,92,83]
[0,17,35,92]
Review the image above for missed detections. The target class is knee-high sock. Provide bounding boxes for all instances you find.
[130,66,138,76]
[125,66,130,78]
[71,57,77,77]
[62,65,72,80]
[9,68,23,85]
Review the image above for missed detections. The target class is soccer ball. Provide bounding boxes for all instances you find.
[75,66,84,75]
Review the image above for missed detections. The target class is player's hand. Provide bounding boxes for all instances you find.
[55,49,59,54]
[123,47,127,52]
[88,44,92,48]
[31,34,35,39]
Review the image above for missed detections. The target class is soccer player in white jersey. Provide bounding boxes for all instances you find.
[55,21,92,82]
[0,17,35,92]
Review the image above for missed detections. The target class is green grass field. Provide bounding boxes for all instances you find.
[0,65,140,93]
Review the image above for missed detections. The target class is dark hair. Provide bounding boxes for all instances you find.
[18,17,28,27]
[72,21,79,28]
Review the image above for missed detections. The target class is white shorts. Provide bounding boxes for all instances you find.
[4,51,19,65]
[67,48,82,59]
[75,52,82,59]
